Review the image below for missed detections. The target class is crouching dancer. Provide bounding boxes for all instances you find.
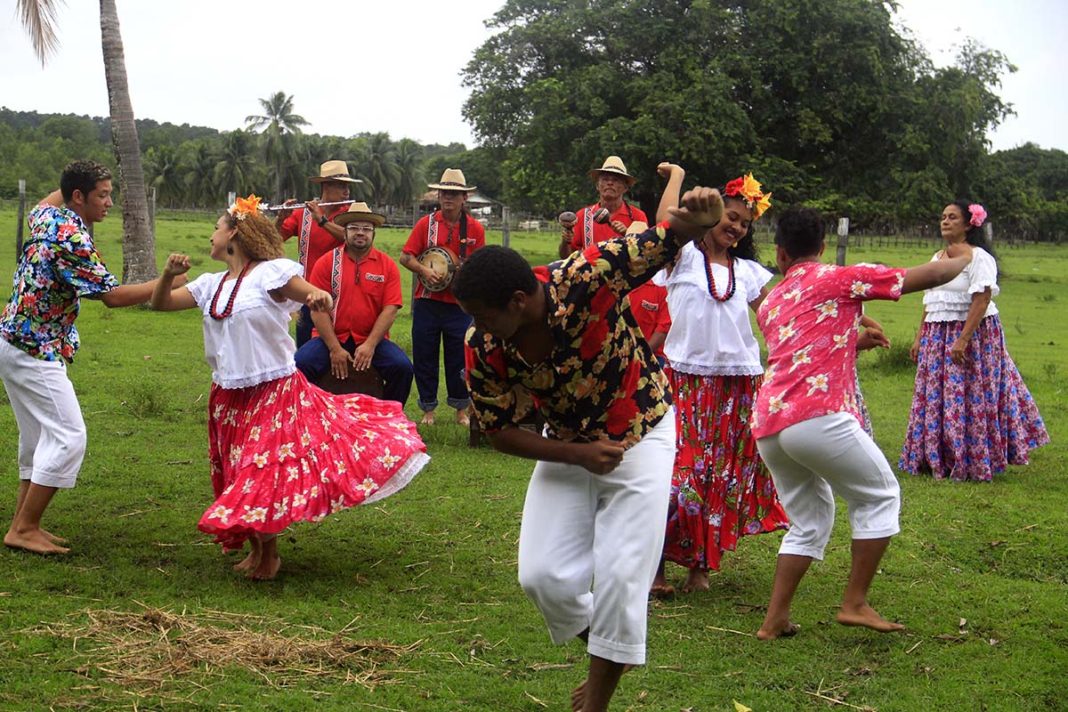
[1,160,180,554]
[752,206,973,639]
[454,187,725,711]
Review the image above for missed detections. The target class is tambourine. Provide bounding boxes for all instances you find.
[417,246,459,292]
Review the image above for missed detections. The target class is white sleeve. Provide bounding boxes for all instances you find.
[256,258,305,311]
[967,249,999,296]
[186,272,218,310]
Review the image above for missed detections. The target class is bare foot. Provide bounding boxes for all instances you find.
[649,577,675,600]
[836,604,905,633]
[247,554,281,581]
[756,619,801,640]
[681,568,709,593]
[455,409,470,427]
[233,549,259,572]
[4,528,71,555]
[420,411,436,426]
[571,664,635,711]
[41,529,68,545]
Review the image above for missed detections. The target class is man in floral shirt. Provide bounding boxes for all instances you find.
[0,160,178,555]
[454,187,723,712]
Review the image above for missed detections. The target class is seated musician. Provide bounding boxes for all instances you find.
[295,202,413,405]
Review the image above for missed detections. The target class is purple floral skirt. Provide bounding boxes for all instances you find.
[899,315,1049,482]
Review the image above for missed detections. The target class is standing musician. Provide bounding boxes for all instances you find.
[275,159,362,346]
[400,168,486,426]
[558,156,648,260]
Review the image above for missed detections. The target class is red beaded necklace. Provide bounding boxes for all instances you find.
[209,261,254,320]
[702,248,736,302]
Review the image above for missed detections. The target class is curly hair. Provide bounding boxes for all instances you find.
[60,160,112,201]
[719,192,759,262]
[223,210,286,260]
[452,245,537,309]
[774,206,825,259]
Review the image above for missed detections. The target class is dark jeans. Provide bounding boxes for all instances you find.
[295,305,313,348]
[294,336,414,406]
[411,298,472,412]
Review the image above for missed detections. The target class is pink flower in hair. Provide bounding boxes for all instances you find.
[968,203,987,228]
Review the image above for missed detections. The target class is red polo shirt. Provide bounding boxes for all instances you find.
[567,202,648,254]
[278,204,350,278]
[627,281,671,358]
[402,211,486,304]
[308,246,403,345]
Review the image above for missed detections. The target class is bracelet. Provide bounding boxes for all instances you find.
[317,215,328,227]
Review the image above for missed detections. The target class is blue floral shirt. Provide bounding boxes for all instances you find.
[0,204,118,361]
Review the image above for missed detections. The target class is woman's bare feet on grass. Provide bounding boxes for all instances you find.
[571,665,635,711]
[420,411,436,426]
[836,603,904,633]
[41,529,67,545]
[681,568,709,593]
[756,618,800,640]
[247,554,281,581]
[4,527,70,555]
[233,539,262,572]
[455,408,470,427]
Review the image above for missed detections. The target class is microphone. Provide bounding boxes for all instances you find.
[558,211,577,228]
[592,207,611,224]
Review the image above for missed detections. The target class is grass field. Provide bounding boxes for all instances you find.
[0,207,1064,711]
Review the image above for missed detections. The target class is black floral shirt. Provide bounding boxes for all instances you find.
[465,224,685,448]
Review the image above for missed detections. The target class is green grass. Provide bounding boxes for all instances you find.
[0,209,1065,711]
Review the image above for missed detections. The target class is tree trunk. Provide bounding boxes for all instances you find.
[100,0,157,282]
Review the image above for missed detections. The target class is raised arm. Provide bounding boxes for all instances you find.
[901,242,973,295]
[273,275,334,314]
[150,253,197,311]
[655,162,686,223]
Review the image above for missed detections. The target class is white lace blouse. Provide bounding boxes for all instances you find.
[653,242,772,376]
[922,247,1000,322]
[187,259,304,389]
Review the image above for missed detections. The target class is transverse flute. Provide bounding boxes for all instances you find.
[260,199,357,212]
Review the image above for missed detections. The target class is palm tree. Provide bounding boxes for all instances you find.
[360,133,400,208]
[17,0,158,282]
[214,130,260,198]
[245,92,308,202]
[392,138,425,206]
[178,139,220,208]
[144,145,183,207]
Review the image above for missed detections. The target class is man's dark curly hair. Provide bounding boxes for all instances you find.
[774,206,825,259]
[452,245,538,309]
[60,160,112,202]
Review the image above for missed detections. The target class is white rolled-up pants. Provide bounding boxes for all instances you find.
[517,412,674,666]
[756,412,900,561]
[0,337,87,489]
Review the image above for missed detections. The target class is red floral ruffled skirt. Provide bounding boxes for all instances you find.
[663,371,789,570]
[200,371,429,550]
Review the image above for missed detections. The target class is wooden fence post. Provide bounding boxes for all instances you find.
[15,179,26,255]
[501,205,511,248]
[835,217,850,266]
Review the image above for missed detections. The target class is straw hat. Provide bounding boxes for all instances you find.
[428,168,476,192]
[309,159,362,184]
[589,155,636,186]
[335,201,385,227]
[624,220,649,236]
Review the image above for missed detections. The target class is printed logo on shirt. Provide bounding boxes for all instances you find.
[364,273,385,283]
[640,300,659,311]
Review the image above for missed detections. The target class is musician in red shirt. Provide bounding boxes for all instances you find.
[558,156,648,260]
[275,160,362,346]
[295,203,413,405]
[400,169,486,425]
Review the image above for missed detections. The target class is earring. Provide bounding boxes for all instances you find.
[226,245,234,255]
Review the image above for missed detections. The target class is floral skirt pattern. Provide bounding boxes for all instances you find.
[663,371,789,570]
[900,315,1049,482]
[200,371,429,550]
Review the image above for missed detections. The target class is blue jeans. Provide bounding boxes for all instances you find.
[294,336,414,406]
[411,298,472,412]
[295,305,313,348]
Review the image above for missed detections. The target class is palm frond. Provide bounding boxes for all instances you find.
[16,0,63,66]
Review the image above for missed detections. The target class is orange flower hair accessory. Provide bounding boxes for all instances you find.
[228,194,262,221]
[723,173,772,220]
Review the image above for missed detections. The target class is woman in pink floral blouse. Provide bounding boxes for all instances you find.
[151,197,428,580]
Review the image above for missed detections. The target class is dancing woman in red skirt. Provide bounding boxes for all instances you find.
[151,196,428,579]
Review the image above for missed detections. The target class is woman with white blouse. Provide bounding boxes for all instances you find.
[900,201,1048,482]
[650,164,788,596]
[151,197,428,579]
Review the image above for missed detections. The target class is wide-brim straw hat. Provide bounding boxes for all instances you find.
[335,201,386,227]
[624,220,649,236]
[428,168,476,192]
[589,155,636,186]
[309,159,362,184]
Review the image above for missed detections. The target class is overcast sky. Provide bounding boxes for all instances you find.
[1,0,1064,152]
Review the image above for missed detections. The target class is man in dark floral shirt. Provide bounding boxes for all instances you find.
[455,187,723,712]
[0,160,178,555]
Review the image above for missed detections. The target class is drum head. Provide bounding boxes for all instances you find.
[417,246,458,292]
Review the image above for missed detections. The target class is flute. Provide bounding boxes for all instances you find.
[260,199,357,212]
